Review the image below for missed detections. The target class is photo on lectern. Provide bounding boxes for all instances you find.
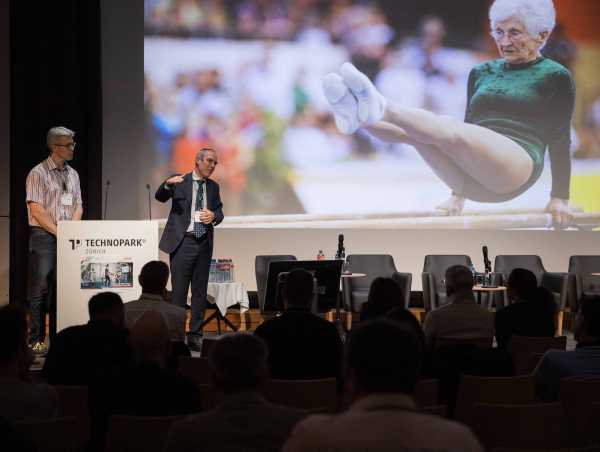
[80,257,134,290]
[143,0,600,230]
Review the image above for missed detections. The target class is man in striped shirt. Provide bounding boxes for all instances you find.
[26,127,83,352]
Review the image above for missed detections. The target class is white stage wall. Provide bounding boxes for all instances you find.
[204,228,600,292]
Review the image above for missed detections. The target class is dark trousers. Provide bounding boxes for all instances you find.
[170,234,211,336]
[27,227,57,343]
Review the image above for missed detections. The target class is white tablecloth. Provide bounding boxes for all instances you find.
[207,281,249,316]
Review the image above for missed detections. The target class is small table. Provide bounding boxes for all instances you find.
[473,285,506,309]
[591,273,600,276]
[201,281,249,333]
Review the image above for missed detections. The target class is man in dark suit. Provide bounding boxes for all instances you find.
[254,268,343,381]
[155,147,223,351]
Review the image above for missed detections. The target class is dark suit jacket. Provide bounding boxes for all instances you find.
[155,172,224,254]
[254,309,343,381]
[495,300,556,349]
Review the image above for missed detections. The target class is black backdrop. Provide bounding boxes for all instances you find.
[9,0,103,305]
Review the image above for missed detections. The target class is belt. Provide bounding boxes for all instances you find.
[184,232,208,241]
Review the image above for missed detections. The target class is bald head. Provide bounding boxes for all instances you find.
[129,311,170,365]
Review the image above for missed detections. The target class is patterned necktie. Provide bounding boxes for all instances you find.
[193,180,206,238]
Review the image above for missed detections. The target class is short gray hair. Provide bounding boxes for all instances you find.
[195,147,215,162]
[47,126,75,147]
[489,0,556,37]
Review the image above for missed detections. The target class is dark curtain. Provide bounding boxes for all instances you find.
[9,0,102,306]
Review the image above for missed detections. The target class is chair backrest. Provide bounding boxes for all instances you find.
[414,378,439,407]
[263,378,338,412]
[105,415,184,452]
[560,377,600,447]
[434,336,493,350]
[494,255,545,284]
[422,255,472,310]
[255,255,297,311]
[345,254,397,291]
[53,385,89,445]
[13,417,80,452]
[178,356,211,385]
[472,402,567,451]
[455,374,536,426]
[508,336,567,375]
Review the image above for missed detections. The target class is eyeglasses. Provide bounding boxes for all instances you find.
[490,29,526,41]
[54,142,76,149]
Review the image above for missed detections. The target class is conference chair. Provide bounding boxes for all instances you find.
[454,374,536,427]
[263,378,338,413]
[342,254,411,314]
[105,415,184,452]
[494,255,570,334]
[422,255,473,311]
[508,335,567,375]
[255,255,297,312]
[53,385,90,445]
[568,255,600,312]
[472,402,567,451]
[560,377,600,447]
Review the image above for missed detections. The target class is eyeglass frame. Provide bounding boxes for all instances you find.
[490,28,528,42]
[53,142,76,149]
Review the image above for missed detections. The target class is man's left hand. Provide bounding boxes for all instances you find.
[200,208,215,224]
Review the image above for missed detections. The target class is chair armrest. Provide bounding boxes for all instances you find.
[392,272,412,309]
[422,272,435,311]
[542,272,569,310]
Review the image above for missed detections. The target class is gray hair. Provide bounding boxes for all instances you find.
[47,126,75,147]
[195,147,216,162]
[489,0,556,37]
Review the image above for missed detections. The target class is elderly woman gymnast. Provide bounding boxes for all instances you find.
[323,0,575,226]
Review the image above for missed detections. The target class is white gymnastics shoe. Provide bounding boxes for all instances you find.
[340,62,386,125]
[322,72,360,134]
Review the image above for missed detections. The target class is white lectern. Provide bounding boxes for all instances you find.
[57,220,159,332]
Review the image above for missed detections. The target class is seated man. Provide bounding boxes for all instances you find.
[283,319,482,452]
[0,305,57,421]
[254,268,342,380]
[124,260,186,343]
[495,268,556,350]
[165,332,306,452]
[536,294,600,401]
[42,292,132,385]
[423,265,494,348]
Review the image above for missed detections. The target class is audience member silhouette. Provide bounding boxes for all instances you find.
[165,332,306,452]
[423,265,494,348]
[124,260,189,368]
[283,319,483,451]
[124,260,186,342]
[254,268,342,380]
[89,311,201,451]
[360,277,404,321]
[42,292,131,385]
[536,294,600,401]
[0,305,57,421]
[495,268,556,349]
[386,306,431,376]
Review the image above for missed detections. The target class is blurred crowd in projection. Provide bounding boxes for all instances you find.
[144,0,600,218]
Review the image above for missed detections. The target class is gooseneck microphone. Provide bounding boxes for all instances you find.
[103,180,110,220]
[482,245,492,273]
[146,184,152,220]
[336,234,345,260]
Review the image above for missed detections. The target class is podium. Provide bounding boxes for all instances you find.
[57,221,160,332]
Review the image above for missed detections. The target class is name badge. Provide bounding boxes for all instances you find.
[194,211,202,223]
[61,193,73,206]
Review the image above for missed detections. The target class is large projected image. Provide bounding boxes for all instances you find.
[144,0,600,229]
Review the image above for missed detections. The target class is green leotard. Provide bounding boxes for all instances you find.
[457,56,574,202]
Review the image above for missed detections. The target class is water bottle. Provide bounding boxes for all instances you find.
[317,250,325,261]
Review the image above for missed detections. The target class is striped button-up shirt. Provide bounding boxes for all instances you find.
[26,156,82,226]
